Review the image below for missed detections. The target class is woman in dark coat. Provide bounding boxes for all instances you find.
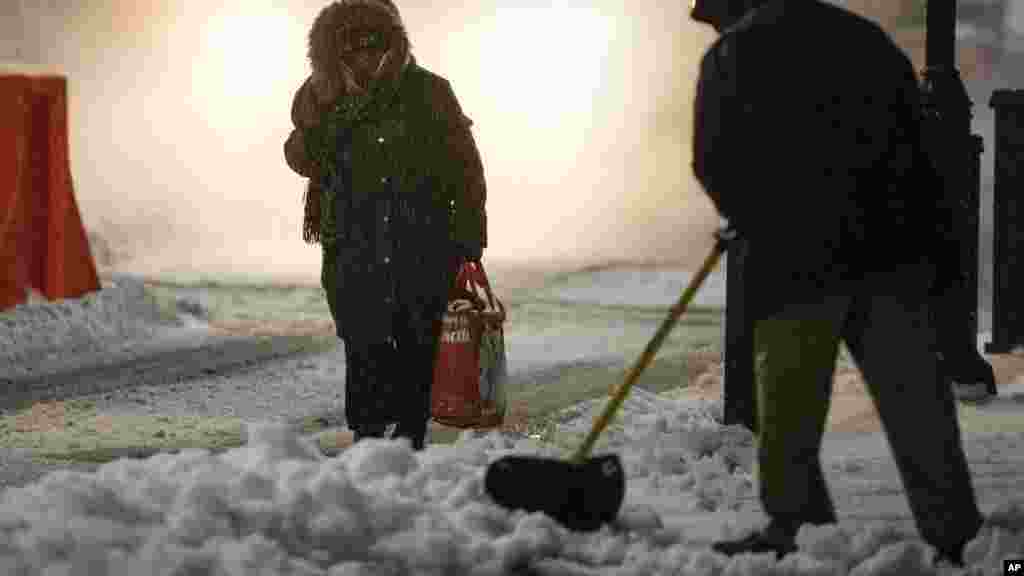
[284,0,487,450]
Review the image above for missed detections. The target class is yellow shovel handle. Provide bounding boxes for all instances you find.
[570,238,728,465]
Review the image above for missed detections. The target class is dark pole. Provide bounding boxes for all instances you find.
[986,90,1024,354]
[921,0,972,195]
[921,0,991,390]
[925,0,956,70]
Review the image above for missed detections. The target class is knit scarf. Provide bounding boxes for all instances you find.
[301,56,410,245]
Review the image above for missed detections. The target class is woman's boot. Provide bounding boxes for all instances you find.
[353,423,388,444]
[393,419,428,451]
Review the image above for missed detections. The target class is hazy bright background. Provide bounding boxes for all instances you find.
[6,0,720,283]
[5,0,1022,323]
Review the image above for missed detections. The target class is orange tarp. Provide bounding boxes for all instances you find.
[0,73,99,310]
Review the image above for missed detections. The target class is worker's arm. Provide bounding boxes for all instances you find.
[692,38,744,225]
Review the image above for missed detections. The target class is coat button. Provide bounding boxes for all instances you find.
[383,215,389,223]
[384,256,391,264]
[377,136,385,144]
[381,176,389,184]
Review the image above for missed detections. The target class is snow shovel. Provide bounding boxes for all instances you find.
[484,230,732,531]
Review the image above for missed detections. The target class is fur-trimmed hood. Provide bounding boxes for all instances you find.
[307,0,413,100]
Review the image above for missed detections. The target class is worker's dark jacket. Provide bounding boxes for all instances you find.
[693,0,955,318]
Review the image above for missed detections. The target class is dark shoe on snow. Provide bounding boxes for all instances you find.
[712,521,798,559]
[353,424,388,443]
[948,355,997,403]
[393,420,427,451]
[932,513,985,568]
[932,551,965,569]
[932,537,972,568]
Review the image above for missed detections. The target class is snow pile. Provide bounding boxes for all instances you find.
[2,410,1020,574]
[549,388,755,513]
[0,424,570,575]
[0,275,194,379]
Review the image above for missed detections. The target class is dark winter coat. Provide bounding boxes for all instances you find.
[693,0,955,319]
[283,3,487,344]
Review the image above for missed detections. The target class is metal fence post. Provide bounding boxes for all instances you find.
[919,0,989,377]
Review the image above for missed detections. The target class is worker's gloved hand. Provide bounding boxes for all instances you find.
[714,224,739,250]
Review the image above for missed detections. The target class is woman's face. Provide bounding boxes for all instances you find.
[337,8,395,87]
[341,34,388,83]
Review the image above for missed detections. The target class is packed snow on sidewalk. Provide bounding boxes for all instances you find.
[1,394,1021,575]
[0,275,214,380]
[1,268,1020,574]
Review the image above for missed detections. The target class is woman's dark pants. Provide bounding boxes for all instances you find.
[341,306,442,451]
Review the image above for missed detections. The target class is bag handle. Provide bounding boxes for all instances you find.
[460,261,506,323]
[452,263,484,306]
[450,262,489,314]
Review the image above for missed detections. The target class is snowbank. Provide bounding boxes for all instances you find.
[0,275,206,380]
[1,399,1019,575]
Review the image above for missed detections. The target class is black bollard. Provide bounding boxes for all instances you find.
[920,0,992,391]
[986,90,1024,354]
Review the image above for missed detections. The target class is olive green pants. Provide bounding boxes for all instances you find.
[753,283,982,553]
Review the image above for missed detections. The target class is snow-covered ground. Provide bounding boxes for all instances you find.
[1,266,725,383]
[0,274,218,381]
[1,265,1022,575]
[0,400,1021,575]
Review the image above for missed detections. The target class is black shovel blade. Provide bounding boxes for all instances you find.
[484,454,626,532]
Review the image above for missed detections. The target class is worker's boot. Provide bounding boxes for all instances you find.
[711,518,801,559]
[943,352,997,404]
